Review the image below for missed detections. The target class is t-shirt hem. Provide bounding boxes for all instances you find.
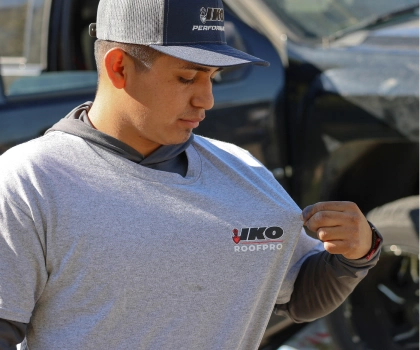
[0,307,31,324]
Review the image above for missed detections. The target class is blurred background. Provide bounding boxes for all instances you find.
[1,0,418,349]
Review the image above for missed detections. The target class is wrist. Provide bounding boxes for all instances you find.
[362,221,383,261]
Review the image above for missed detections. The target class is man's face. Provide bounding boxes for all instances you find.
[121,54,221,155]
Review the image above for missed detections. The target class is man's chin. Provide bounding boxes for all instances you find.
[163,132,193,146]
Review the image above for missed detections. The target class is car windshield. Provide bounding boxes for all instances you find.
[261,0,419,41]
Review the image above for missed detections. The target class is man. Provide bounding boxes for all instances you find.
[0,0,382,349]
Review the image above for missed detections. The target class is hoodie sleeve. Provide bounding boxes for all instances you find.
[0,318,27,349]
[275,231,382,323]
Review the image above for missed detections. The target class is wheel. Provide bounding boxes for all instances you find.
[325,196,419,350]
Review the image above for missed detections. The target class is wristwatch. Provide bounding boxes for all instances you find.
[364,221,383,261]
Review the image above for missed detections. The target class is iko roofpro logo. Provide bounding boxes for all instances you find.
[232,226,284,253]
[193,7,224,31]
[200,7,224,24]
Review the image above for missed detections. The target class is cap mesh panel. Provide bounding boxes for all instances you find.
[97,0,165,44]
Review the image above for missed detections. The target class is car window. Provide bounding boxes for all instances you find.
[0,0,47,95]
[0,0,33,59]
[0,0,97,97]
[262,0,419,40]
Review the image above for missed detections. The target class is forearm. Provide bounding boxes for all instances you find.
[0,319,27,350]
[275,247,381,323]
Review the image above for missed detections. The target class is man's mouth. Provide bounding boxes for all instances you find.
[178,117,205,128]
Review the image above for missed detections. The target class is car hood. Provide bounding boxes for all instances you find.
[315,18,419,141]
[358,18,419,51]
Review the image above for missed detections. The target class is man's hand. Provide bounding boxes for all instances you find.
[302,201,372,260]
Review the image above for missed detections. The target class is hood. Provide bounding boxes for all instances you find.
[360,18,419,51]
[328,13,419,54]
[46,102,193,169]
[291,14,420,141]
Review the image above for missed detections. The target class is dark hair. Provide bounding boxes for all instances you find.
[94,40,162,76]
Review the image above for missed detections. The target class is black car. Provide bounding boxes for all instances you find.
[0,0,418,349]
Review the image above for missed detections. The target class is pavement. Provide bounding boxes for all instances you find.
[278,318,338,350]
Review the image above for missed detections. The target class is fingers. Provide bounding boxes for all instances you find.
[301,201,373,259]
[303,208,360,237]
[316,225,354,242]
[302,201,358,223]
[316,225,366,259]
[322,240,357,256]
[303,210,351,233]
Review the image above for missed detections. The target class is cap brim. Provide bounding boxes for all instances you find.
[149,44,270,67]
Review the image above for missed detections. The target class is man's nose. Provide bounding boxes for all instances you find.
[191,80,214,110]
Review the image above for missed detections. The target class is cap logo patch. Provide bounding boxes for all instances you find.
[200,7,224,24]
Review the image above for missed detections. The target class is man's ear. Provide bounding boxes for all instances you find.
[103,48,129,89]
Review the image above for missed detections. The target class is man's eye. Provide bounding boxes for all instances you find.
[178,77,195,85]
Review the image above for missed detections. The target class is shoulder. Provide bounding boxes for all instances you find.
[2,131,81,161]
[193,135,262,166]
[0,132,87,207]
[192,135,280,185]
[0,132,83,180]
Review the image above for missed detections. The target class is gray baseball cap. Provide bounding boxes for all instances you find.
[89,0,269,67]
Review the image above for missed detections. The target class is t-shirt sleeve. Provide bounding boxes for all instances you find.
[276,228,323,304]
[0,194,48,323]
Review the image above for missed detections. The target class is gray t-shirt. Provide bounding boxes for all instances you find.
[0,132,322,350]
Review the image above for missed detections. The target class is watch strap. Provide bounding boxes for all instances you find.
[365,221,383,261]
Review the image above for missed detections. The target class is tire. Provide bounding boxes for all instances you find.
[325,196,419,350]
